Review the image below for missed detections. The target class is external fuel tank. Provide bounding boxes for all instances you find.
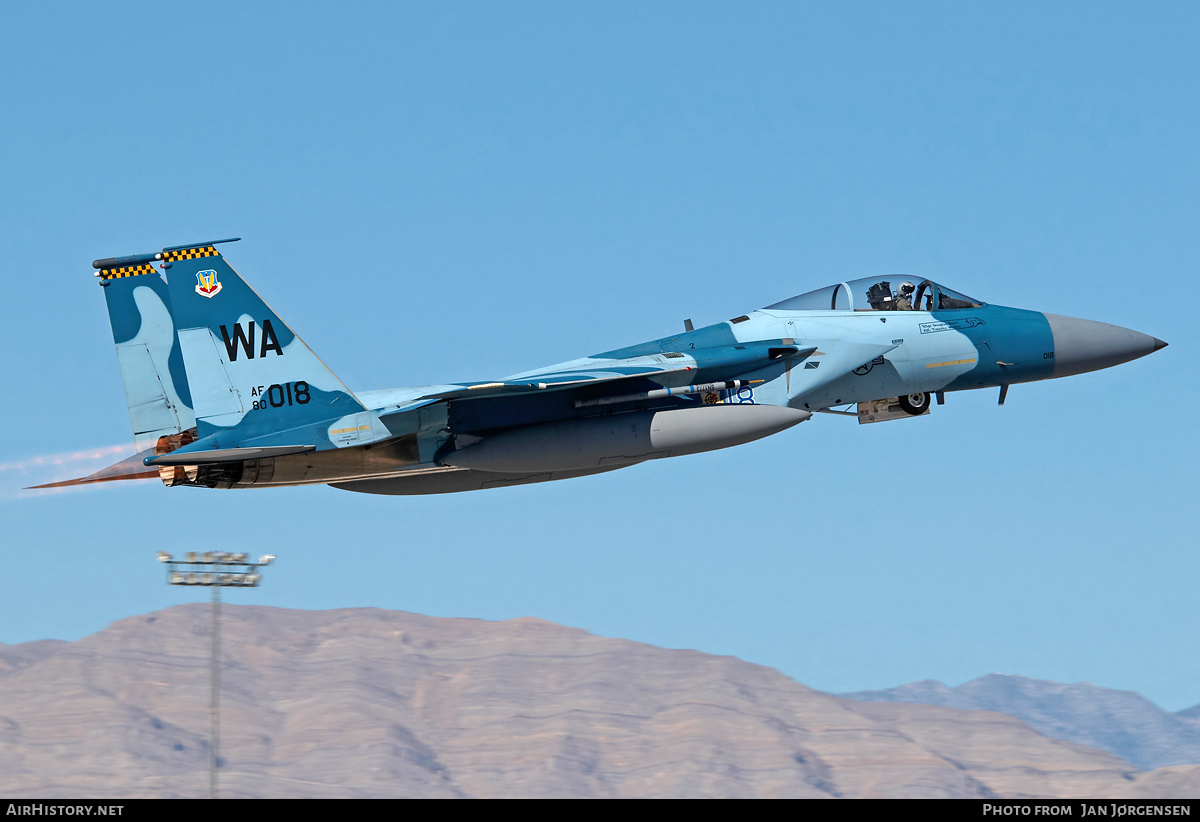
[441,404,811,474]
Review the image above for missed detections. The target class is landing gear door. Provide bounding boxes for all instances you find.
[857,393,931,424]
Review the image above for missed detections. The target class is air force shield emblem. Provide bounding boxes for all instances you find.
[195,269,222,298]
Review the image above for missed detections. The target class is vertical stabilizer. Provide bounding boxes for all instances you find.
[97,263,195,451]
[160,242,365,445]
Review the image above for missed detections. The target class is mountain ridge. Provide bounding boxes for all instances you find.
[1,604,1196,798]
[841,673,1200,771]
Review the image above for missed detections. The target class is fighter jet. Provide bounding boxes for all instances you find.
[38,238,1167,495]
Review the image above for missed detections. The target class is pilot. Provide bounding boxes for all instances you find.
[894,281,916,310]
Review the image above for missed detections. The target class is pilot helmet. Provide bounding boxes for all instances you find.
[899,281,915,296]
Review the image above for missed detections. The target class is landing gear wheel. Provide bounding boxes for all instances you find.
[898,392,930,416]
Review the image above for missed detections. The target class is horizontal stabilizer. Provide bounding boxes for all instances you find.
[146,445,316,466]
[27,449,159,489]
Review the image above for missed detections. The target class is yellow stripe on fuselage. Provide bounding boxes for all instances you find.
[925,358,977,368]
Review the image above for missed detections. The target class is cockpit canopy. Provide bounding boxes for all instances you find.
[766,276,984,313]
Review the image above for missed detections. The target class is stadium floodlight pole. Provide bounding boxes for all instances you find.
[157,551,275,799]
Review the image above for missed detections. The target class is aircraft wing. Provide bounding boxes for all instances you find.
[415,340,814,404]
[413,366,698,402]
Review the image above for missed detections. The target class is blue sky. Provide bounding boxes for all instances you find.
[2,2,1195,710]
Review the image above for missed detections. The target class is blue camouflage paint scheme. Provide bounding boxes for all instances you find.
[100,271,195,449]
[940,306,1056,390]
[596,322,740,358]
[167,328,193,409]
[163,254,368,448]
[165,255,298,349]
[167,387,366,453]
[103,276,148,345]
[103,273,194,405]
[68,243,1165,495]
[178,385,367,449]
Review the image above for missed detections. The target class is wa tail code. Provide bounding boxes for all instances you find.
[219,320,283,361]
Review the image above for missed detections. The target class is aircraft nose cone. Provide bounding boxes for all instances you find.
[1045,313,1167,378]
